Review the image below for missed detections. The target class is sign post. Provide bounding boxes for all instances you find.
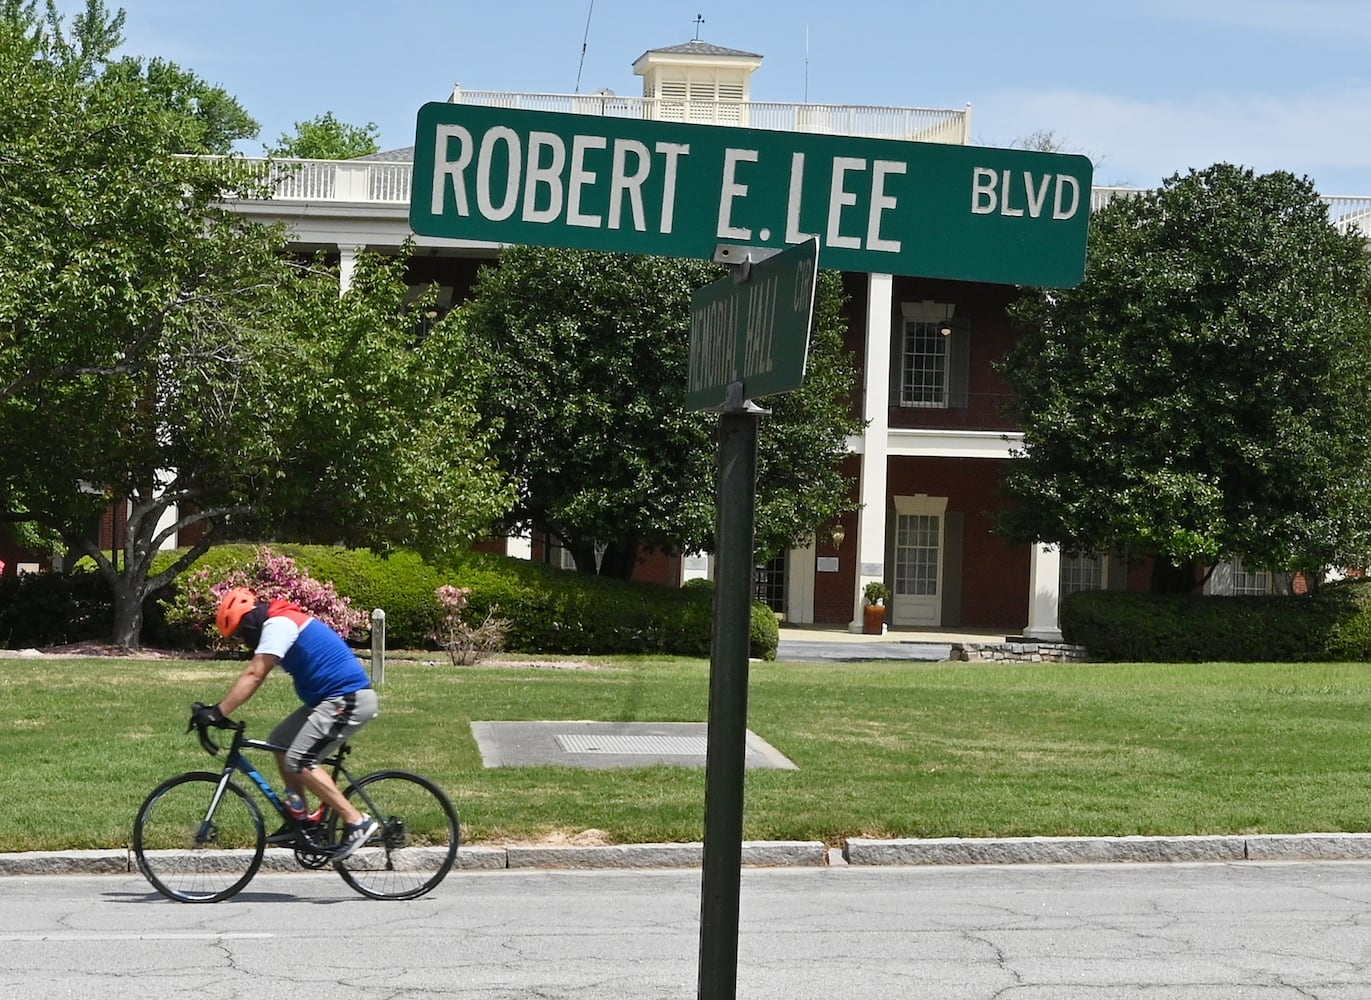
[696,383,763,1000]
[689,240,818,1000]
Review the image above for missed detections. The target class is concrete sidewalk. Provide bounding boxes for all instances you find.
[775,623,1010,663]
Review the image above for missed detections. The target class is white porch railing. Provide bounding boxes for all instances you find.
[449,87,973,145]
[1093,186,1371,236]
[227,163,1371,239]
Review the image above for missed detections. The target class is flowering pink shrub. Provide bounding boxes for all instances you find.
[172,548,369,644]
[429,584,507,665]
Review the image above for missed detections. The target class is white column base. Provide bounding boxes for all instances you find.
[1024,543,1063,641]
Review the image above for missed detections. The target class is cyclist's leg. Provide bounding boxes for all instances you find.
[268,705,314,800]
[284,689,379,826]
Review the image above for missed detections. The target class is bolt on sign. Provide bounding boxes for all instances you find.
[410,103,1093,288]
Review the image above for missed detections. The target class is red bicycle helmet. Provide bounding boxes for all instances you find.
[216,587,258,638]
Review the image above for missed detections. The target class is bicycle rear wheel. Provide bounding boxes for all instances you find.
[331,770,459,900]
[133,772,265,903]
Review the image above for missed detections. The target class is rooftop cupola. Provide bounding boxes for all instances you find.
[632,39,763,123]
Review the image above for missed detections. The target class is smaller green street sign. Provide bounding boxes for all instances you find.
[686,237,818,410]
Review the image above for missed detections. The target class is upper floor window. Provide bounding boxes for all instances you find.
[900,318,948,407]
[897,300,965,410]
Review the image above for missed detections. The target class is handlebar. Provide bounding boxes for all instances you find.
[187,701,245,756]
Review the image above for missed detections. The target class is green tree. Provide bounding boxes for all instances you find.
[265,112,380,160]
[0,2,509,646]
[460,246,860,577]
[102,56,259,154]
[233,250,514,559]
[998,164,1371,591]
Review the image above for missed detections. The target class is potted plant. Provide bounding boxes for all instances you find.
[862,581,891,635]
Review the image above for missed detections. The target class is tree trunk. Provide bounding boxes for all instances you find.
[110,578,145,651]
[1150,558,1201,594]
[568,539,599,575]
[597,541,638,580]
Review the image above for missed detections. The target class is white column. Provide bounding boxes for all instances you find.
[1024,543,1063,641]
[850,272,893,632]
[338,244,362,293]
[680,551,710,585]
[788,541,816,625]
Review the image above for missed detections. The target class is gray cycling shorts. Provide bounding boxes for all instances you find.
[269,688,379,773]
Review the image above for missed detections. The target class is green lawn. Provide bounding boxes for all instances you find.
[4,654,1371,852]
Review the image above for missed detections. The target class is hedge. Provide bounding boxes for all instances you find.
[0,571,111,648]
[1060,578,1371,662]
[142,544,778,660]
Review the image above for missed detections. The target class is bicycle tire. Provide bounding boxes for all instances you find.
[132,771,265,903]
[330,770,459,900]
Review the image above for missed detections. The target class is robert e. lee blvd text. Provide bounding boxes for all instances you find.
[427,123,1084,254]
[409,103,1093,286]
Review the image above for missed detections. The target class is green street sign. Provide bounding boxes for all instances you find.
[410,102,1092,287]
[686,238,818,410]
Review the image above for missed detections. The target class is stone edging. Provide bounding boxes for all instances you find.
[0,840,827,875]
[9,834,1371,876]
[949,641,1088,663]
[844,833,1371,865]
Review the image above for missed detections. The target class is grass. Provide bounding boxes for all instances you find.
[4,653,1371,853]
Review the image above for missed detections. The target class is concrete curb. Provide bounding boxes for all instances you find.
[845,832,1371,866]
[7,835,1371,876]
[0,841,828,876]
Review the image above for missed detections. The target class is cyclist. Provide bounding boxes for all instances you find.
[191,587,380,859]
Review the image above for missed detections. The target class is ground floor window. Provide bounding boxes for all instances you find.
[894,514,940,596]
[1060,552,1104,595]
[754,551,787,612]
[1231,558,1271,596]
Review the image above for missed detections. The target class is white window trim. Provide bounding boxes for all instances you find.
[898,300,954,410]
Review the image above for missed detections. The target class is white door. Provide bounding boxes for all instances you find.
[892,511,943,627]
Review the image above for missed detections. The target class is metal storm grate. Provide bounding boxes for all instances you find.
[556,734,752,756]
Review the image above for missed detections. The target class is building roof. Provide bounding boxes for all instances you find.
[636,39,763,60]
[352,147,414,162]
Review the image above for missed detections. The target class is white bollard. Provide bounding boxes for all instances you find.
[370,608,386,685]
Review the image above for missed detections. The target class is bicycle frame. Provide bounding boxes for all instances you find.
[196,723,355,844]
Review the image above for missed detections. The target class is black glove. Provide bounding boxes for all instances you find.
[190,701,230,729]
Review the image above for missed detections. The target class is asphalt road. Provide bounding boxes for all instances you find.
[6,861,1371,998]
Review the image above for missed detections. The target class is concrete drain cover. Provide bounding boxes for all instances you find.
[556,733,750,757]
[471,721,797,770]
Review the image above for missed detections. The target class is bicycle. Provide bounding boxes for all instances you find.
[132,705,459,903]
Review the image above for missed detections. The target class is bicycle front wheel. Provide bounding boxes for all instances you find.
[331,770,459,900]
[133,772,265,903]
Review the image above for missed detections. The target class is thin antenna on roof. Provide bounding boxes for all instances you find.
[575,0,595,93]
[694,13,705,40]
[804,25,809,102]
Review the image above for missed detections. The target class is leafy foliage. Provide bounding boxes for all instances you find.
[100,56,258,154]
[460,247,861,576]
[0,0,295,644]
[1060,578,1371,663]
[230,250,515,559]
[999,165,1371,588]
[164,547,369,645]
[264,111,380,160]
[145,543,780,659]
[0,3,509,647]
[0,568,111,648]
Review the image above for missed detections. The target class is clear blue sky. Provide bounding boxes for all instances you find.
[56,0,1371,194]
